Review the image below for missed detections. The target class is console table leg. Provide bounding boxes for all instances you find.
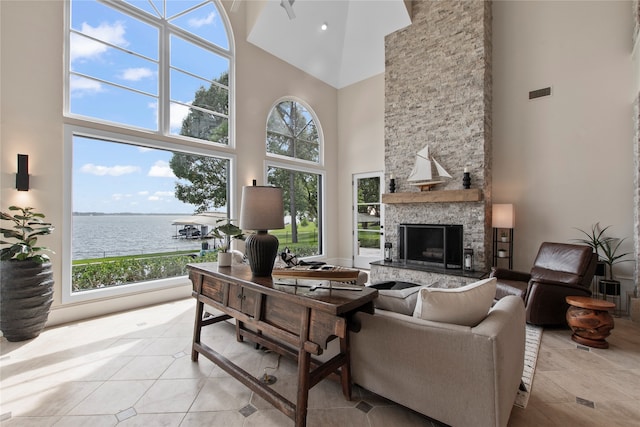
[191,300,204,361]
[296,348,310,427]
[340,335,352,400]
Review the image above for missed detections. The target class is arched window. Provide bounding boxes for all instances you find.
[266,100,320,163]
[266,99,324,257]
[67,0,231,145]
[64,1,235,303]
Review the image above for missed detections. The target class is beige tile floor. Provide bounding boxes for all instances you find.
[1,298,639,427]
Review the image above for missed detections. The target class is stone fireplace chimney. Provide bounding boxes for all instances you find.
[383,1,493,273]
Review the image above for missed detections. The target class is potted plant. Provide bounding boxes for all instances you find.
[210,218,243,267]
[574,223,632,303]
[598,235,631,297]
[0,206,55,341]
[500,231,508,242]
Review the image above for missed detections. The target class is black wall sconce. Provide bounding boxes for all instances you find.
[16,154,29,191]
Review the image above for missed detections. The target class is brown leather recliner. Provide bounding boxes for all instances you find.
[490,242,597,326]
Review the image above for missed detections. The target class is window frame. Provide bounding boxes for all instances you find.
[264,159,326,260]
[63,0,235,149]
[62,124,238,304]
[61,0,235,304]
[265,97,324,167]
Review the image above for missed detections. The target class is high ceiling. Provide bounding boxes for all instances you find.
[242,0,412,89]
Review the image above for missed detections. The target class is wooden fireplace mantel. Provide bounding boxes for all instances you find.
[382,188,483,204]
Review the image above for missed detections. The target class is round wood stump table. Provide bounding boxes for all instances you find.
[565,296,615,349]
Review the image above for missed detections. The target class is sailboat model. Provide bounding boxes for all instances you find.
[407,145,452,191]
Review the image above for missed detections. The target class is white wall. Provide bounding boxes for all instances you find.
[493,1,635,288]
[0,0,337,326]
[336,74,385,265]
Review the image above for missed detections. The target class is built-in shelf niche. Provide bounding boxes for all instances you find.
[382,188,483,204]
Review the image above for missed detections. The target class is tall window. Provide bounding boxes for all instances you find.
[64,0,234,302]
[266,99,323,257]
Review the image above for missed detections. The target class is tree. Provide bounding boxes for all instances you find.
[180,72,229,144]
[170,72,230,213]
[170,154,228,214]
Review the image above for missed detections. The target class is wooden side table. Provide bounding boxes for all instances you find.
[565,296,615,349]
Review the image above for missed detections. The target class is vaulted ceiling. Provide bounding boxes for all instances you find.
[240,0,412,89]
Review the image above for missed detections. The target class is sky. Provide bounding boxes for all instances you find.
[69,0,229,214]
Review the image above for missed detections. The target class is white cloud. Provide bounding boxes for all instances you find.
[70,75,103,97]
[120,67,154,81]
[170,102,191,132]
[138,191,149,196]
[147,191,175,202]
[188,12,216,28]
[112,193,124,201]
[148,160,176,178]
[80,163,140,176]
[138,146,153,153]
[70,21,128,63]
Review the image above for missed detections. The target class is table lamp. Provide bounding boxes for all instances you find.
[240,185,285,276]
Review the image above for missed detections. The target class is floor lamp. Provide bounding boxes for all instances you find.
[493,204,514,269]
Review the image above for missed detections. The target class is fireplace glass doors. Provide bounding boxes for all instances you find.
[398,224,463,269]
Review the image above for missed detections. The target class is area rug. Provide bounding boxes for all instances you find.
[514,324,543,409]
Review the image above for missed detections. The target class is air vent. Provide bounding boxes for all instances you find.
[529,87,552,100]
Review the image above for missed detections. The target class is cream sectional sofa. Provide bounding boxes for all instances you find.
[349,294,526,427]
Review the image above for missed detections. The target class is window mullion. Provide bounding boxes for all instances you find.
[159,24,170,136]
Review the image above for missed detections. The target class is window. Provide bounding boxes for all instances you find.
[64,0,234,303]
[66,128,233,300]
[67,0,231,145]
[266,99,324,257]
[266,100,320,163]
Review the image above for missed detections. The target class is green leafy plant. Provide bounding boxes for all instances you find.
[1,206,54,263]
[572,222,610,253]
[599,237,631,280]
[210,218,244,252]
[573,223,630,280]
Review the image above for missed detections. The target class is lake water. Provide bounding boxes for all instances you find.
[72,214,213,260]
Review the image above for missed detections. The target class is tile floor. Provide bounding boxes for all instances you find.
[1,298,639,427]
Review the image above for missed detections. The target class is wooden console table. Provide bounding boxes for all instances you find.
[188,263,377,427]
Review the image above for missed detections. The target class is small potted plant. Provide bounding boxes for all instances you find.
[0,206,55,341]
[210,218,243,267]
[598,235,631,297]
[500,231,508,243]
[574,223,630,296]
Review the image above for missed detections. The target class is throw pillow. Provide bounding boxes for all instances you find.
[412,277,497,327]
[369,281,421,315]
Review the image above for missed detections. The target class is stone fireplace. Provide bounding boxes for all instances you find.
[377,1,493,284]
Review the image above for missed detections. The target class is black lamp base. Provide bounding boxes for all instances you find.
[245,231,279,276]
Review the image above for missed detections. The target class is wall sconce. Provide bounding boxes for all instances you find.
[16,154,29,191]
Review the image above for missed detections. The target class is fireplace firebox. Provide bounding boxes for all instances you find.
[398,224,463,269]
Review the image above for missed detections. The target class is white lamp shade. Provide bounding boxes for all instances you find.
[240,186,285,231]
[492,204,514,228]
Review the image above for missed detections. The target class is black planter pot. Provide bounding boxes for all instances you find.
[0,260,54,342]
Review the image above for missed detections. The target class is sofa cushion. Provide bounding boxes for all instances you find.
[369,281,421,315]
[412,277,497,326]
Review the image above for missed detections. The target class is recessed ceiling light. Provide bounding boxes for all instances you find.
[321,22,328,31]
